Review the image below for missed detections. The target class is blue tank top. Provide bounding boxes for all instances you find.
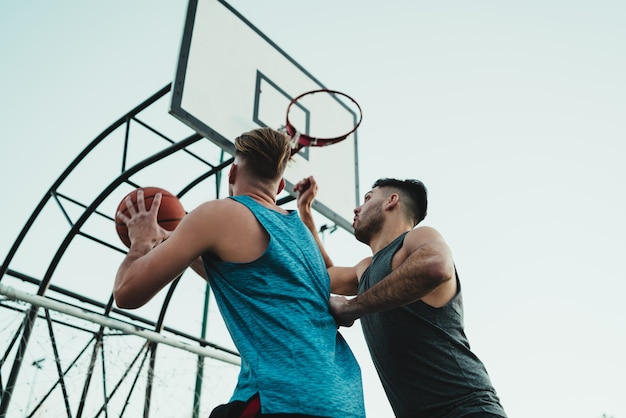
[202,195,365,417]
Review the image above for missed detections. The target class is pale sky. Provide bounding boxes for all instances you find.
[1,1,625,417]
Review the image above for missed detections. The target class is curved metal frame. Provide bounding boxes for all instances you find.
[0,84,239,417]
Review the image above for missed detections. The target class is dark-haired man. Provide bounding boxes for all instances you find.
[295,176,506,418]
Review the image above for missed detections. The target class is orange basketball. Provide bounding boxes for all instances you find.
[115,187,186,248]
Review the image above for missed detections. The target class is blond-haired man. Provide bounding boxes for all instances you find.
[115,128,365,417]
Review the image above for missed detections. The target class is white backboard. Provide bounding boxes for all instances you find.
[170,0,359,231]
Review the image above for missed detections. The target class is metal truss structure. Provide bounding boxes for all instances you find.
[0,85,251,418]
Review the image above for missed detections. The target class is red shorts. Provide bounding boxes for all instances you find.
[208,393,323,418]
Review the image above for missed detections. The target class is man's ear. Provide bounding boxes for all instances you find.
[277,178,285,194]
[228,163,237,185]
[385,193,400,210]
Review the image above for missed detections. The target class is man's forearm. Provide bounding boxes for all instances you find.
[343,243,451,318]
[299,207,334,268]
[114,243,154,308]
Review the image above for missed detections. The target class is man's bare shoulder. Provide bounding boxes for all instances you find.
[191,198,246,216]
[405,225,446,245]
[174,197,265,261]
[179,199,251,235]
[396,226,451,261]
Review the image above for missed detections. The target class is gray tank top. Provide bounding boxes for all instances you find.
[359,232,506,417]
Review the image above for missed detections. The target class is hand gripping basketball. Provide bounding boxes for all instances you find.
[115,187,186,248]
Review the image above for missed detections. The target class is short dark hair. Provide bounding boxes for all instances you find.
[372,178,427,226]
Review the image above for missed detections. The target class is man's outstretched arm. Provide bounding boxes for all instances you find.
[294,176,367,296]
[330,227,455,327]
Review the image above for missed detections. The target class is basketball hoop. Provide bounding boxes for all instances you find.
[285,89,362,156]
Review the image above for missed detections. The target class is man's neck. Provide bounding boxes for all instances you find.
[369,223,412,255]
[232,186,289,214]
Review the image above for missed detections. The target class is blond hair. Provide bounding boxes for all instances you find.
[234,127,292,179]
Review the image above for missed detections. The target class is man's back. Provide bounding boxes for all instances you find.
[203,196,365,417]
[113,128,366,416]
